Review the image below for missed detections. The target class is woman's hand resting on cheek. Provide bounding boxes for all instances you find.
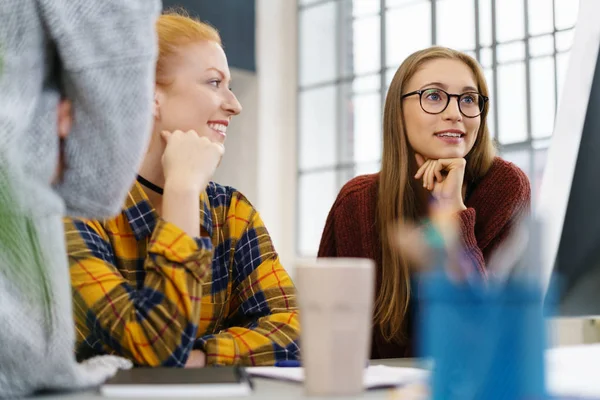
[414,153,467,213]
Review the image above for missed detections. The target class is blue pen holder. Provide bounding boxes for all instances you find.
[417,272,549,400]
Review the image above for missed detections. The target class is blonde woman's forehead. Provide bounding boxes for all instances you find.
[180,41,231,78]
[408,59,478,92]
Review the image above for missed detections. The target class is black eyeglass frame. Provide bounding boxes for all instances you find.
[401,88,489,118]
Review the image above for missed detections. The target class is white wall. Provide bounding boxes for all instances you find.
[213,0,298,277]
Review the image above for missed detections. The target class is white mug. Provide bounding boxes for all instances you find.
[295,257,375,396]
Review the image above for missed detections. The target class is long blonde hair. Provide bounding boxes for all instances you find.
[376,46,496,342]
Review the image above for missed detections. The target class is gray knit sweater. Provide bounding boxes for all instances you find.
[0,0,161,397]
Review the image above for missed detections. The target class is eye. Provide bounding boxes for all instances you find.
[461,94,478,104]
[424,89,443,101]
[209,79,222,88]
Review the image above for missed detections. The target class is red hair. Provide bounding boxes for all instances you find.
[155,11,222,87]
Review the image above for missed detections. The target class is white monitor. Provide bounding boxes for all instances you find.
[537,0,600,316]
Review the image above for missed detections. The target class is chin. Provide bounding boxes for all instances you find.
[420,148,465,160]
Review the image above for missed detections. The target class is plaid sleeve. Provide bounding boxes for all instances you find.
[66,217,212,367]
[195,192,300,366]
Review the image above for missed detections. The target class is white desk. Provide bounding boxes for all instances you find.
[25,359,419,400]
[26,345,600,399]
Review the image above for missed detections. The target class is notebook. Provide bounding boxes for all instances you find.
[100,366,252,398]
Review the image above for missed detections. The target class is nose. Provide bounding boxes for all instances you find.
[442,96,462,122]
[223,90,242,116]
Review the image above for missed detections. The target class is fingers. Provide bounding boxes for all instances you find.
[429,160,448,190]
[416,158,466,189]
[415,160,436,189]
[161,130,173,142]
[434,167,444,184]
[434,157,466,171]
[426,161,437,190]
[419,160,437,191]
[414,159,429,180]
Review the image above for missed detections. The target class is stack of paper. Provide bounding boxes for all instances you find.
[249,344,600,397]
[247,365,428,390]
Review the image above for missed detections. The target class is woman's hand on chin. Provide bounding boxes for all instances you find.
[161,129,224,192]
[414,153,467,213]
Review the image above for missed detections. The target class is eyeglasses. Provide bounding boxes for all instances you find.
[401,88,488,118]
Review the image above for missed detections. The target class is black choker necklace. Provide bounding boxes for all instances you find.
[137,175,164,195]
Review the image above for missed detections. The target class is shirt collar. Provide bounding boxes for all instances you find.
[124,181,213,241]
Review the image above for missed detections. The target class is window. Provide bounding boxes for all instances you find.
[297,0,578,257]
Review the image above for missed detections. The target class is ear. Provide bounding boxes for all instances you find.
[153,91,162,120]
[57,99,72,140]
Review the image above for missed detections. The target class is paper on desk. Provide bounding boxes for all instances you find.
[547,343,600,398]
[246,365,428,390]
[248,344,600,396]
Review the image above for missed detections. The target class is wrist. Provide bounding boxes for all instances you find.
[164,174,207,195]
[436,198,467,213]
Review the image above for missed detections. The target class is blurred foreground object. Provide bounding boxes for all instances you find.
[0,0,160,396]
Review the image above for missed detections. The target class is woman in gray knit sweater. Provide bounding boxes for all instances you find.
[0,0,161,397]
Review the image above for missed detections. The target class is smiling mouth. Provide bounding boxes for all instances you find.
[208,122,227,137]
[435,132,465,138]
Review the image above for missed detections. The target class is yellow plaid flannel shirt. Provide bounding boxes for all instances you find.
[65,181,300,367]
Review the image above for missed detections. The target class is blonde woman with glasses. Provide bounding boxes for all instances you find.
[318,46,531,359]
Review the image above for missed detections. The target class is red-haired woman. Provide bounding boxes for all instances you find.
[65,12,299,368]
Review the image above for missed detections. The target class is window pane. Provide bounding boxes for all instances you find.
[530,35,554,57]
[528,0,554,35]
[387,0,421,7]
[479,47,493,68]
[298,171,338,256]
[351,0,380,17]
[556,29,575,52]
[299,0,325,5]
[479,0,493,47]
[497,0,525,42]
[497,62,528,144]
[386,2,431,67]
[501,149,532,179]
[353,74,380,93]
[484,68,496,139]
[436,0,475,50]
[530,57,556,139]
[556,52,570,104]
[299,3,338,86]
[385,67,397,88]
[497,41,525,64]
[351,16,381,75]
[350,93,382,163]
[299,85,337,170]
[555,0,579,30]
[355,161,380,176]
[533,147,548,199]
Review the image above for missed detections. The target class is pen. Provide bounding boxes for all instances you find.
[274,360,301,367]
[274,360,370,368]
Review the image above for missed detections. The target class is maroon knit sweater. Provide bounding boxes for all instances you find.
[317,157,531,359]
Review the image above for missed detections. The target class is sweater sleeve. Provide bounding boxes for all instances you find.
[38,0,161,218]
[458,161,532,275]
[318,201,338,257]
